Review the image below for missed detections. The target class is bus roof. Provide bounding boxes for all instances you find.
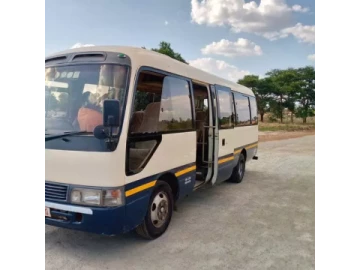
[47,46,255,97]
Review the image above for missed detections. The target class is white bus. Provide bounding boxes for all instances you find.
[45,46,258,239]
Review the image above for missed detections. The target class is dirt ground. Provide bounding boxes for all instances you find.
[46,135,315,270]
[259,130,315,142]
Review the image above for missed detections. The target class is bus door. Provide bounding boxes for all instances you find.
[211,84,235,185]
[208,85,219,185]
[200,84,216,184]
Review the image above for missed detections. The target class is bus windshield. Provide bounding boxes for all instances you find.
[45,64,128,135]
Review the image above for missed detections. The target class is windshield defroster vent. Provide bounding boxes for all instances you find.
[72,53,106,62]
[45,56,67,64]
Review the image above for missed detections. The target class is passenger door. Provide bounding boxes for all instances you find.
[208,85,219,185]
[211,85,235,185]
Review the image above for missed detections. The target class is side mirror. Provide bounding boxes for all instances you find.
[103,100,120,127]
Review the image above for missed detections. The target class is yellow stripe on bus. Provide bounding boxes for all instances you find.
[234,149,242,155]
[175,165,196,177]
[126,165,196,197]
[218,156,235,164]
[125,145,258,197]
[234,142,258,155]
[245,143,258,150]
[125,180,157,197]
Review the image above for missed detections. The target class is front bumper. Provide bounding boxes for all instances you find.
[45,195,150,235]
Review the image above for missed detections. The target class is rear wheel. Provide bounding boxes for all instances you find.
[135,181,173,239]
[228,153,246,183]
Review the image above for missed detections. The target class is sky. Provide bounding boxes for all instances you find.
[45,0,315,81]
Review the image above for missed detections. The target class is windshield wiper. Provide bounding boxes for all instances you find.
[45,131,92,141]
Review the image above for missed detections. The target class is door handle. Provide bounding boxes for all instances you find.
[222,139,225,146]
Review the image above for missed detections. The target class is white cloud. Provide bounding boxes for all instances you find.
[201,38,263,57]
[267,23,315,43]
[281,23,315,43]
[191,0,309,37]
[165,21,169,26]
[307,54,315,61]
[292,4,309,13]
[71,43,95,49]
[189,58,250,82]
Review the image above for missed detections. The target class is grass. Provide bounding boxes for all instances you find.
[257,114,315,132]
[259,122,315,132]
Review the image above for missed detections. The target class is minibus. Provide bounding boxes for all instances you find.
[45,46,258,239]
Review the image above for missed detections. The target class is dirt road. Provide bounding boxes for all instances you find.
[259,130,315,142]
[46,135,315,270]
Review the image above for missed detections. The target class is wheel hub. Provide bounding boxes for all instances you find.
[150,191,169,228]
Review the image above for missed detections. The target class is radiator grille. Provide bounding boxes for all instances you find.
[45,182,68,201]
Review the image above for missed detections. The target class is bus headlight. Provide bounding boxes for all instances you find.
[70,188,124,207]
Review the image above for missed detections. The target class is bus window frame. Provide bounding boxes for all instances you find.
[45,63,132,152]
[214,85,235,130]
[125,66,197,176]
[127,66,196,136]
[248,95,258,125]
[232,91,254,127]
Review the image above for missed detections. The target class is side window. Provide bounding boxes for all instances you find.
[249,96,258,125]
[234,92,251,126]
[217,88,233,129]
[127,70,193,175]
[130,71,193,134]
[159,77,193,132]
[130,71,163,134]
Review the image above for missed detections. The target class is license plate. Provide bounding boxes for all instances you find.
[45,207,51,217]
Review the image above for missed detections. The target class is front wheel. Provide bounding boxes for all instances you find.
[135,180,174,239]
[228,153,246,183]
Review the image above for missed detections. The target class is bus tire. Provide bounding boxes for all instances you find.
[228,153,246,183]
[135,180,174,240]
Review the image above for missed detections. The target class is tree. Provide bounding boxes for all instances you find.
[152,41,188,64]
[283,96,297,123]
[143,42,188,64]
[256,78,275,122]
[237,75,259,90]
[294,66,315,123]
[266,68,298,123]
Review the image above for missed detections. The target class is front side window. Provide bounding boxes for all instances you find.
[129,71,193,134]
[45,64,128,135]
[127,70,193,174]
